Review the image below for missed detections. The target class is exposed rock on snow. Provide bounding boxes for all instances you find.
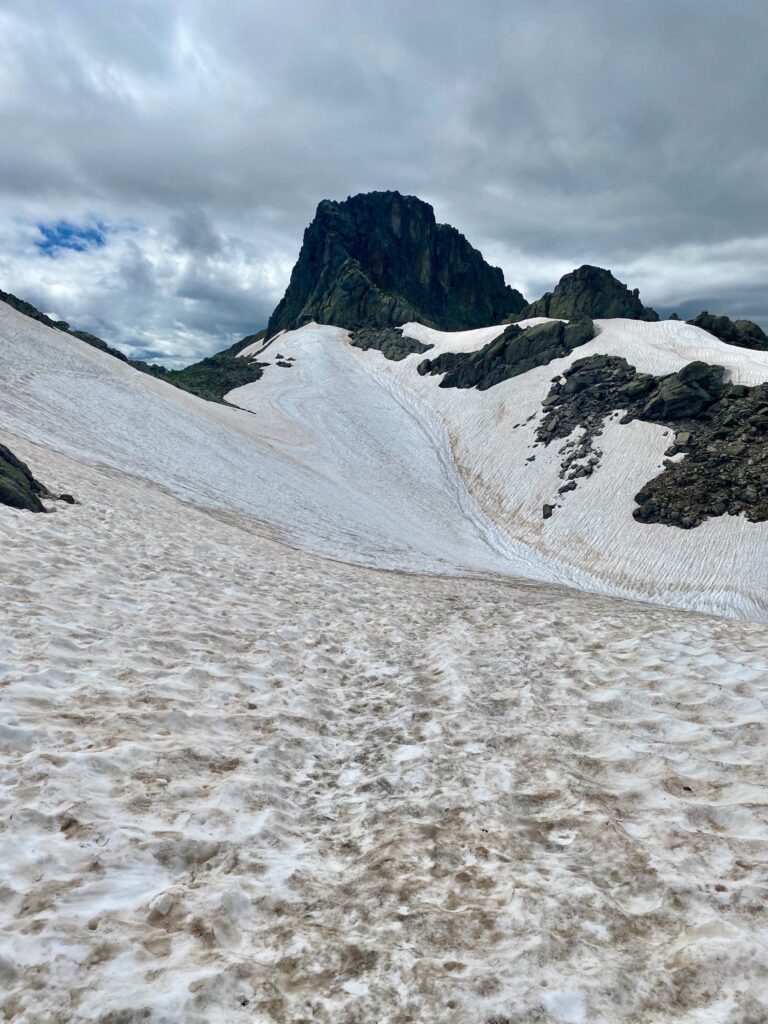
[0,441,48,511]
[688,310,768,351]
[522,264,659,321]
[537,353,768,528]
[416,317,594,390]
[164,331,268,403]
[266,191,526,337]
[349,326,433,361]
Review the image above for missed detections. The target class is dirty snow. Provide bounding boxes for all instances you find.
[3,303,768,1022]
[2,440,768,1023]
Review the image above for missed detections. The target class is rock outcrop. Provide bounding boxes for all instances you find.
[687,311,768,351]
[266,191,526,337]
[521,265,659,321]
[164,331,268,404]
[416,317,595,390]
[0,443,48,512]
[348,327,433,362]
[536,354,768,528]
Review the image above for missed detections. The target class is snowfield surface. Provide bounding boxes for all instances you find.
[238,318,768,619]
[0,303,527,577]
[3,439,768,1024]
[3,302,768,1021]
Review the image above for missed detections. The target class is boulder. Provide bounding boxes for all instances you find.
[0,444,48,512]
[642,362,725,421]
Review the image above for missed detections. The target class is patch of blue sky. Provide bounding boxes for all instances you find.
[36,220,107,256]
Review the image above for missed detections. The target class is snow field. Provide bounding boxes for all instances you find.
[2,440,768,1023]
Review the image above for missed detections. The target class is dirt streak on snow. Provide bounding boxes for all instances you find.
[2,439,768,1024]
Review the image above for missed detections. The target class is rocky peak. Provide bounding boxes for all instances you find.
[522,264,659,321]
[266,191,526,337]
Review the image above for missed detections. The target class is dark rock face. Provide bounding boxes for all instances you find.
[522,265,659,321]
[536,354,768,528]
[266,191,526,337]
[417,317,595,390]
[349,327,433,361]
[688,311,768,351]
[0,444,48,512]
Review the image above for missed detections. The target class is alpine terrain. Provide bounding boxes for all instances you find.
[2,191,768,1024]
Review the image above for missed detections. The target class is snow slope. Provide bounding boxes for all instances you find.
[3,303,768,1021]
[2,438,768,1024]
[3,299,766,617]
[0,302,536,577]
[234,318,768,620]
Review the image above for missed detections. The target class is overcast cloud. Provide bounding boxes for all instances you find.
[0,0,765,365]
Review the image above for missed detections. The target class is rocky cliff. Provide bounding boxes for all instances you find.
[522,265,659,321]
[266,191,526,337]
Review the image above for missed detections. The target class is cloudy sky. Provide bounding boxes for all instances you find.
[0,0,766,366]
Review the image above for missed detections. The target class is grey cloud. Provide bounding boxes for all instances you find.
[0,0,765,364]
[170,209,222,256]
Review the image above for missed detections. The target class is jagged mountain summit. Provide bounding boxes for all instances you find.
[266,190,526,337]
[522,264,659,321]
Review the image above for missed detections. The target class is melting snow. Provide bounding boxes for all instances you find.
[2,303,768,1021]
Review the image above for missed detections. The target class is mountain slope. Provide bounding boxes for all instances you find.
[4,294,768,617]
[0,300,526,575]
[266,191,526,336]
[3,290,768,1023]
[235,317,768,619]
[0,288,167,377]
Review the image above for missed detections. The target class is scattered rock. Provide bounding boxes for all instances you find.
[688,311,768,351]
[536,353,768,528]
